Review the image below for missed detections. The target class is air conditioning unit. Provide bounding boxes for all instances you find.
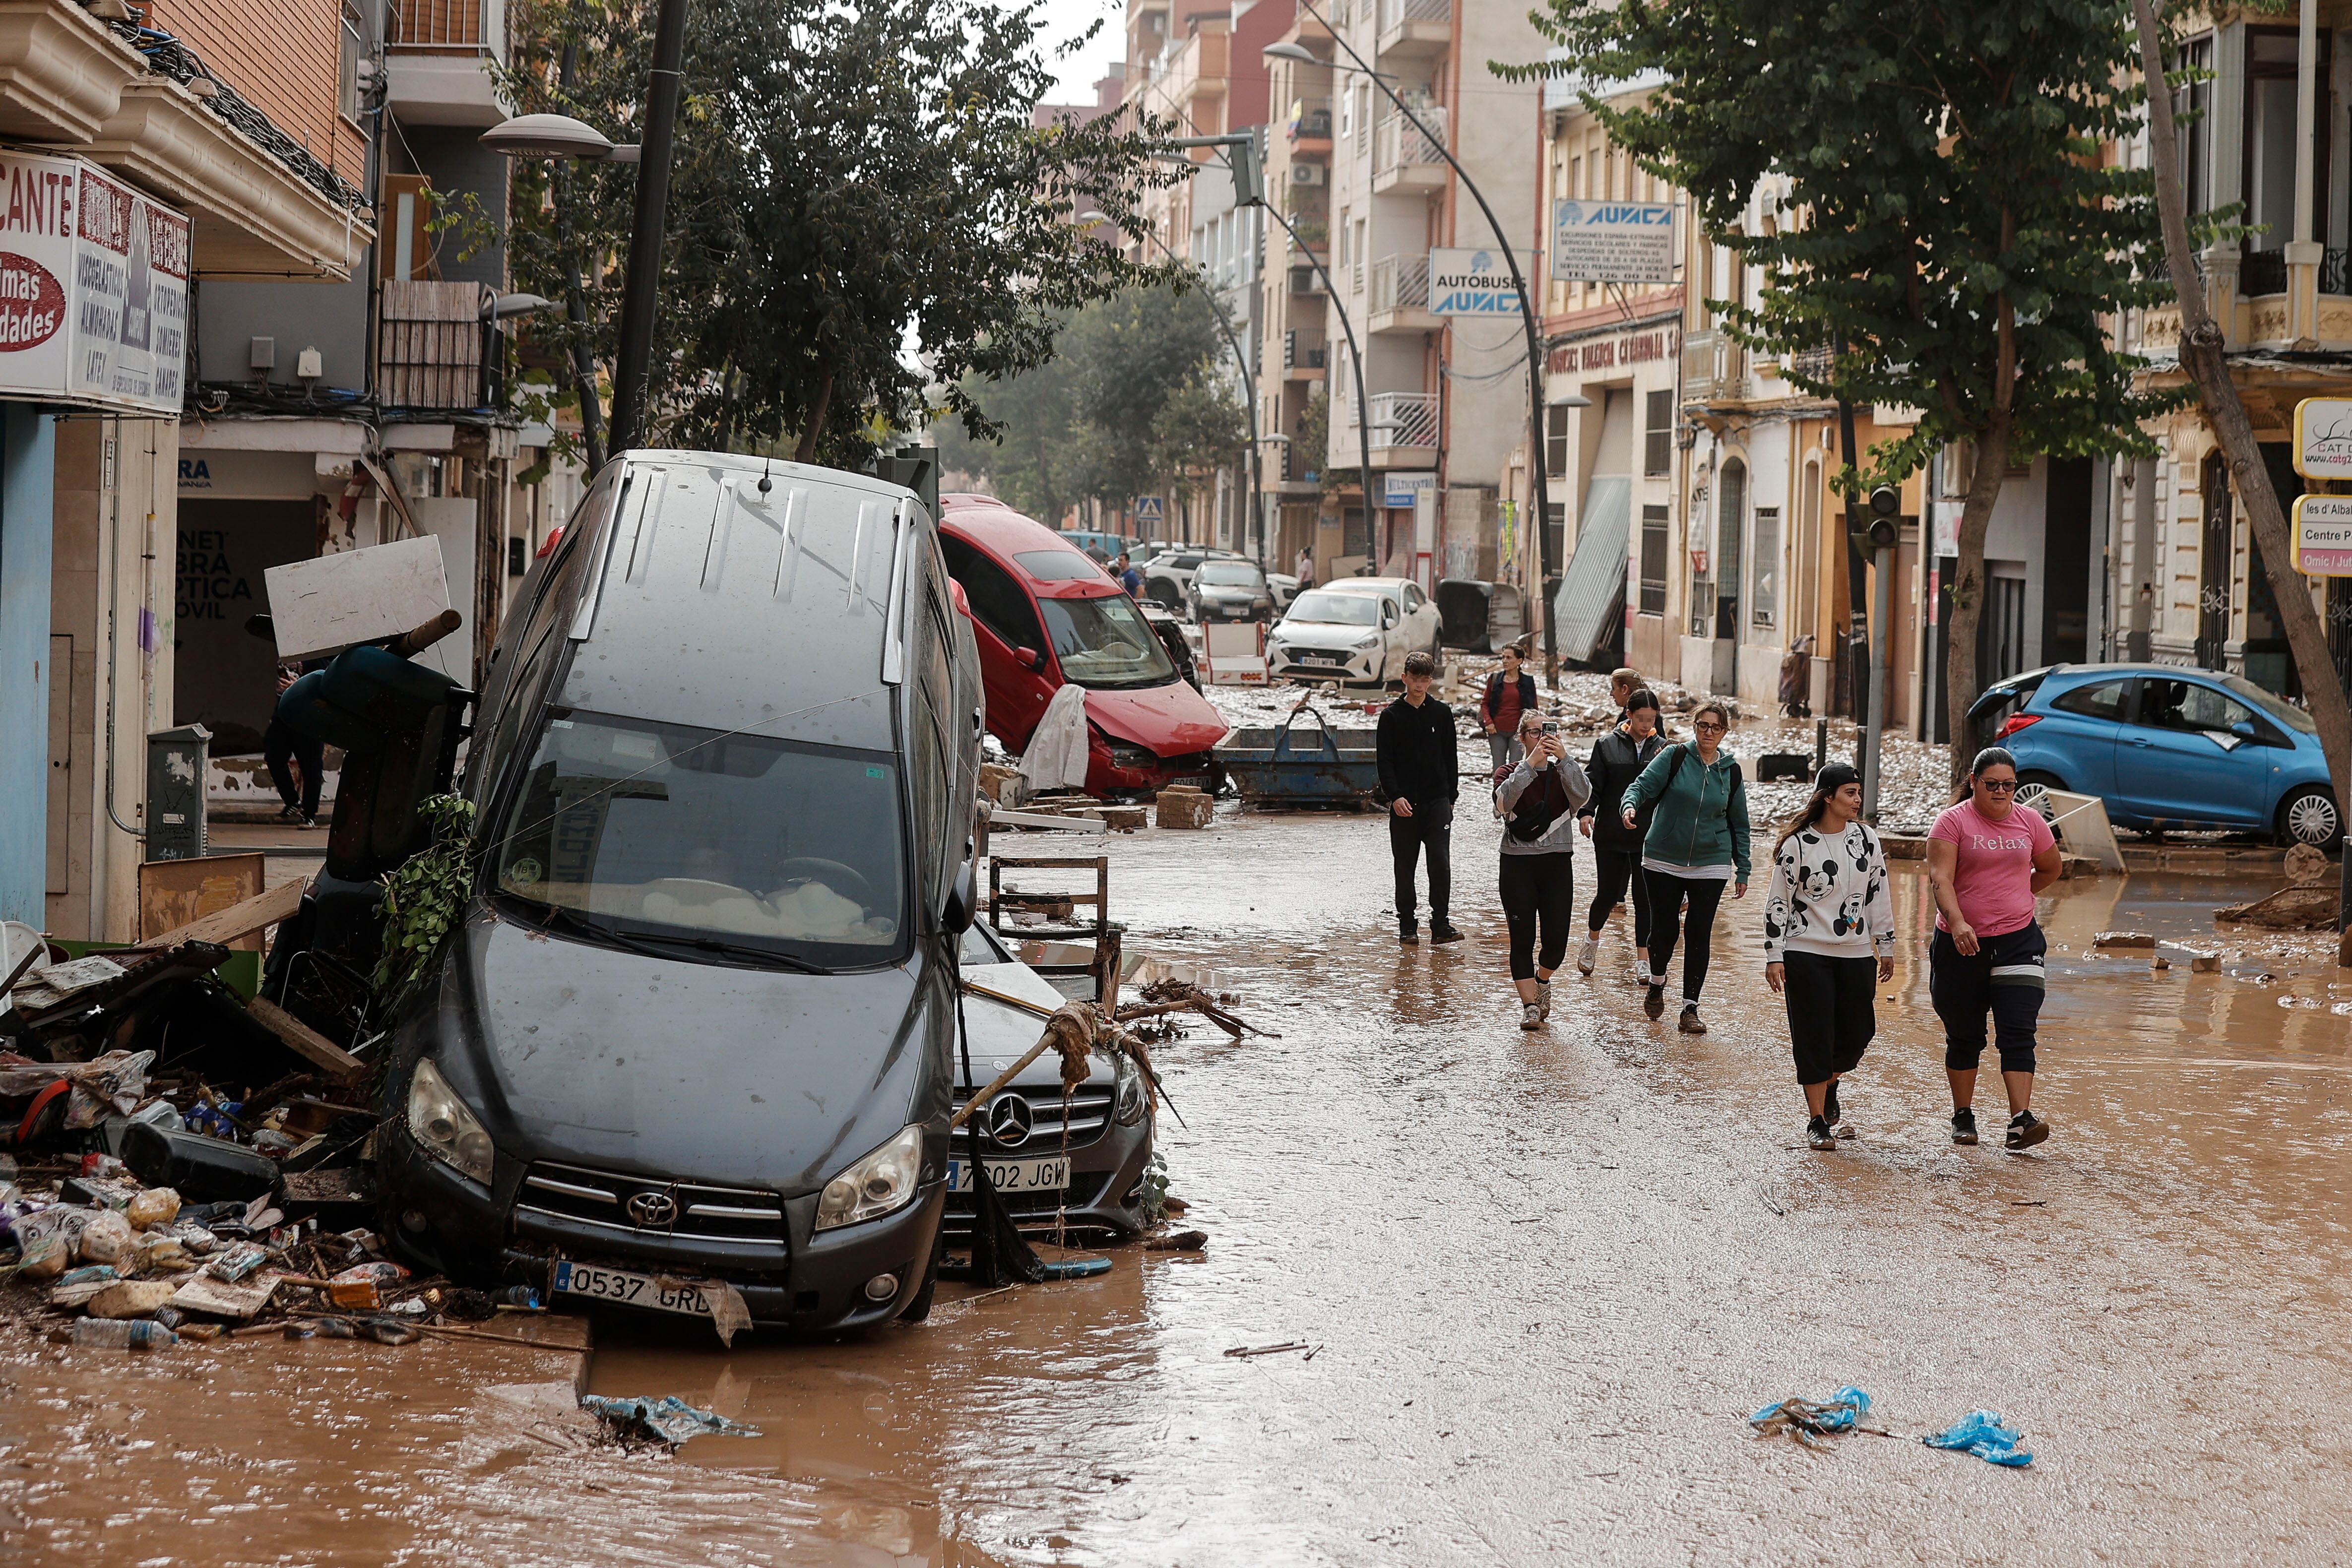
[1289,163,1326,187]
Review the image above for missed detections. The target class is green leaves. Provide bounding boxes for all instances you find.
[370,794,480,1013]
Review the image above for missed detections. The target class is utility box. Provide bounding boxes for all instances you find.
[145,724,211,863]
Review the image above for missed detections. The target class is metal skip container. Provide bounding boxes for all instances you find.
[1213,703,1383,807]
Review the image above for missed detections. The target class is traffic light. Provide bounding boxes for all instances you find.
[1851,483,1900,552]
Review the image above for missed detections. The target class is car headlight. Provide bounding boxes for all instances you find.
[1353,634,1382,650]
[406,1057,495,1186]
[1251,597,1273,610]
[815,1124,924,1232]
[1113,1052,1148,1126]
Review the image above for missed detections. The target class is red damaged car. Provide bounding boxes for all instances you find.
[938,494,1227,797]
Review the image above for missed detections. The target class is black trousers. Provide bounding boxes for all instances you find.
[1389,796,1453,932]
[1643,868,1727,1002]
[1499,852,1575,981]
[1588,845,1655,947]
[263,718,324,815]
[1782,951,1877,1084]
[1929,924,2045,1074]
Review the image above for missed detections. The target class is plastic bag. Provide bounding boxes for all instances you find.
[1750,1385,1871,1446]
[1923,1409,2033,1467]
[577,1394,762,1445]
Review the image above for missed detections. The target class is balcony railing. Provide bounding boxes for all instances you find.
[1373,107,1448,184]
[1376,0,1449,37]
[379,280,493,409]
[1284,329,1327,370]
[1681,329,1745,403]
[1369,252,1429,316]
[1368,390,1439,449]
[1289,264,1327,296]
[1289,101,1333,141]
[391,0,489,46]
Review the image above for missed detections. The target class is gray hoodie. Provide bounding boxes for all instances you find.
[1492,752,1593,856]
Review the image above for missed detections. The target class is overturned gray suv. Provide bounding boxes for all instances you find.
[376,450,1111,1330]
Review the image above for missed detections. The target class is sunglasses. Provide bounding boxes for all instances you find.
[1977,778,2019,793]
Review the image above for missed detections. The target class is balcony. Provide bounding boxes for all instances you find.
[386,0,509,126]
[379,279,496,410]
[1367,390,1438,467]
[1283,328,1327,376]
[1288,99,1333,149]
[1372,107,1447,196]
[1368,253,1441,334]
[1288,263,1327,296]
[1375,0,1449,63]
[1680,329,1746,404]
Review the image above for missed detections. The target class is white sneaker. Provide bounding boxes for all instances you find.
[1536,980,1554,1020]
[1520,1002,1543,1031]
[1575,938,1598,976]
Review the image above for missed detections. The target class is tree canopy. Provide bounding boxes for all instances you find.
[498,0,1179,467]
[1523,0,2190,763]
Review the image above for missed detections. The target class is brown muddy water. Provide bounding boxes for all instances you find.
[7,811,2352,1566]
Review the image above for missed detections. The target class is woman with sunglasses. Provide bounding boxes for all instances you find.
[1618,699,1750,1034]
[1764,764,1895,1150]
[1926,746,2063,1150]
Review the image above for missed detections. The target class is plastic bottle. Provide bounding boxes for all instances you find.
[60,1318,179,1350]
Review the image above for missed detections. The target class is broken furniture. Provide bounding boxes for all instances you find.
[986,855,1121,1002]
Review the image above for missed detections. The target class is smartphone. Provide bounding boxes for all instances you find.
[1541,721,1559,737]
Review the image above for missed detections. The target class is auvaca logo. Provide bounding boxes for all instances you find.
[0,251,64,349]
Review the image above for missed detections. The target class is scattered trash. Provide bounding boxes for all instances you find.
[2151,941,2221,973]
[1143,1230,1208,1252]
[51,1317,178,1350]
[578,1394,763,1445]
[2215,884,2338,931]
[1750,1386,1877,1447]
[1224,1341,1313,1359]
[1922,1409,2034,1467]
[1155,785,1214,829]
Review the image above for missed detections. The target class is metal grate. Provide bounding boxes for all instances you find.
[1368,390,1439,449]
[379,279,484,409]
[1370,253,1429,315]
[391,0,485,46]
[518,1160,789,1244]
[952,1085,1118,1152]
[1373,108,1448,181]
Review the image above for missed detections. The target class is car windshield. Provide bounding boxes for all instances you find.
[1038,592,1179,689]
[1286,590,1381,626]
[1014,550,1110,582]
[490,709,906,966]
[1198,562,1264,587]
[2219,673,2318,734]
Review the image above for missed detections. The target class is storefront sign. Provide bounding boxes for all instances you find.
[1429,248,1525,316]
[0,150,188,415]
[1549,199,1675,285]
[2291,398,2352,478]
[2291,493,2352,575]
[1383,472,1436,508]
[1544,324,1678,376]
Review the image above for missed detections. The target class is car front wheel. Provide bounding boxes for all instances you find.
[2276,786,2341,848]
[2014,770,2065,822]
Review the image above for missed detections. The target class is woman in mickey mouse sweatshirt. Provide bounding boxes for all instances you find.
[1762,763,1896,1151]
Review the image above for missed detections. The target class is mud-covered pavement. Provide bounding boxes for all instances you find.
[9,803,2352,1566]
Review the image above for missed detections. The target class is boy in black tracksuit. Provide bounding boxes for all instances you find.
[1574,687,1666,976]
[1376,651,1461,944]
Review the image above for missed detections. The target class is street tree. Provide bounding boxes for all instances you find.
[1526,0,2187,780]
[498,0,1176,467]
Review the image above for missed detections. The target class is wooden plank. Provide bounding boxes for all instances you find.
[247,995,365,1078]
[132,874,307,952]
[139,853,267,950]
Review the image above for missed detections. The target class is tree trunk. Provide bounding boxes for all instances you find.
[1944,411,2016,788]
[2135,0,2352,957]
[795,369,834,465]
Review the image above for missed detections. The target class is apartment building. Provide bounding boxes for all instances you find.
[1257,9,1335,574]
[1,0,374,935]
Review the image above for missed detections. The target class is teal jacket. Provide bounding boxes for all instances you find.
[1620,740,1752,881]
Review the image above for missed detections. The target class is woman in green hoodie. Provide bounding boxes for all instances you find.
[1617,699,1751,1033]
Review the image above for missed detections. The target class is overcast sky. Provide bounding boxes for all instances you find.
[1009,0,1128,102]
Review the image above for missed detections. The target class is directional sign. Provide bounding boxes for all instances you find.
[2291,493,2352,575]
[1134,495,1164,523]
[2293,398,2352,478]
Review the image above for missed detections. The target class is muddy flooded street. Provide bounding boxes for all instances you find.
[10,809,2352,1566]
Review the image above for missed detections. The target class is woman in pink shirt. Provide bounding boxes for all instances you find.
[1925,747,2064,1150]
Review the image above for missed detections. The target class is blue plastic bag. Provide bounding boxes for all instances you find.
[578,1394,762,1445]
[1922,1409,2033,1467]
[1750,1385,1871,1446]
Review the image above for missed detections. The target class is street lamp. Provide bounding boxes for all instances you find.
[481,0,688,459]
[1077,209,1265,564]
[1267,22,1562,679]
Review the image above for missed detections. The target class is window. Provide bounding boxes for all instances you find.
[2135,678,2256,737]
[2174,35,2212,222]
[1639,504,1668,616]
[1035,594,1179,689]
[2051,678,2131,721]
[1643,389,1673,476]
[1750,505,1780,629]
[1545,403,1571,477]
[338,3,363,122]
[1013,549,1111,582]
[939,533,1046,655]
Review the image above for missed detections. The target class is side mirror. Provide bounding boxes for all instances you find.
[1015,646,1046,673]
[1382,607,1397,629]
[943,861,977,934]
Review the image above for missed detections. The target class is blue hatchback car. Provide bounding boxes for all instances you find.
[1969,663,2340,847]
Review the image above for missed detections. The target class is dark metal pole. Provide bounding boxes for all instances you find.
[605,0,688,456]
[1294,0,1552,674]
[1262,201,1375,559]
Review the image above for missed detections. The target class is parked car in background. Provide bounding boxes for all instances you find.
[1141,548,1248,612]
[1266,579,1442,687]
[938,495,1227,795]
[1970,662,2340,847]
[1265,570,1300,612]
[1186,559,1277,624]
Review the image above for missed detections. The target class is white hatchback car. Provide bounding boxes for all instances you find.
[1266,576,1443,686]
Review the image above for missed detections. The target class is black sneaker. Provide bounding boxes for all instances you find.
[1428,924,1465,945]
[1807,1115,1837,1151]
[1642,984,1666,1020]
[1823,1082,1856,1139]
[1399,929,1420,946]
[276,805,307,823]
[1951,1108,1978,1146]
[2006,1110,2051,1151]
